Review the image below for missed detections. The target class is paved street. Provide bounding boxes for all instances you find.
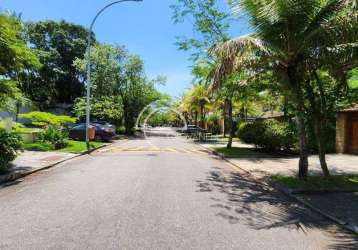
[0,128,356,250]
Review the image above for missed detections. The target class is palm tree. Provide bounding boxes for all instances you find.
[190,84,210,128]
[212,0,357,179]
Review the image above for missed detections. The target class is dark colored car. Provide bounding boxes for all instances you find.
[185,125,205,134]
[68,122,116,142]
[92,122,116,141]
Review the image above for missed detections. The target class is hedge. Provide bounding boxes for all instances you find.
[238,120,297,152]
[0,129,22,172]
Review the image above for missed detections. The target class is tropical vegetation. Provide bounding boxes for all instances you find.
[0,129,22,172]
[172,0,358,179]
[0,12,167,169]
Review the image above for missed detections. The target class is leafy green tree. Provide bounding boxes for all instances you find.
[186,83,210,127]
[22,20,94,108]
[213,73,254,148]
[73,44,125,125]
[73,97,123,124]
[74,43,165,134]
[0,13,40,109]
[119,55,165,134]
[172,0,245,144]
[74,44,125,98]
[213,0,358,178]
[171,0,231,60]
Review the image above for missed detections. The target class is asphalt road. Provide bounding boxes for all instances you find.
[0,128,356,250]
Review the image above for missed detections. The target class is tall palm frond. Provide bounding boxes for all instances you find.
[211,0,357,89]
[209,35,268,89]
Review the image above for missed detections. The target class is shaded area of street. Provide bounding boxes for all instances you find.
[0,128,356,249]
[297,192,358,231]
[199,139,358,232]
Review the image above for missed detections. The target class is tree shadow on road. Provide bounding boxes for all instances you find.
[195,168,358,249]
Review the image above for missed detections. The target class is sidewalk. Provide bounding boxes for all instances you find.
[199,141,358,177]
[198,140,358,234]
[0,151,77,184]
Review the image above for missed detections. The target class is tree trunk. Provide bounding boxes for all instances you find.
[122,102,133,135]
[223,103,226,138]
[227,99,233,149]
[314,119,330,178]
[296,108,309,180]
[194,111,198,126]
[200,104,205,128]
[313,71,330,177]
[15,102,20,123]
[291,81,309,179]
[287,67,309,180]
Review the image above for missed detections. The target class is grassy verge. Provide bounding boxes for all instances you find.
[23,140,104,154]
[212,146,266,158]
[272,175,358,190]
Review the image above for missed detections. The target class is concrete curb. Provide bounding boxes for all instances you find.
[0,144,109,186]
[196,143,358,235]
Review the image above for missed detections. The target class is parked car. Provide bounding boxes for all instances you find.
[185,125,205,134]
[92,122,116,141]
[68,122,116,142]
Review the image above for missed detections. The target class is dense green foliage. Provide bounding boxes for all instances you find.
[178,0,358,178]
[206,113,221,134]
[348,68,358,89]
[21,20,94,108]
[73,97,123,124]
[171,0,230,60]
[73,44,124,98]
[74,44,165,134]
[0,13,40,109]
[0,129,23,172]
[238,120,297,152]
[19,112,76,127]
[37,126,68,150]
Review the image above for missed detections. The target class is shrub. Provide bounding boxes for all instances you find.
[38,126,68,150]
[0,129,23,172]
[306,117,336,153]
[116,126,126,135]
[238,120,297,152]
[19,112,76,127]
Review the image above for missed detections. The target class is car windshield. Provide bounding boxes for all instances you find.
[73,124,86,129]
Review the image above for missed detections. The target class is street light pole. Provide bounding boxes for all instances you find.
[86,0,142,150]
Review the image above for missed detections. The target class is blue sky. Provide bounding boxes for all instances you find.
[1,0,249,98]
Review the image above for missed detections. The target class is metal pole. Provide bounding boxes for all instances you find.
[86,0,143,150]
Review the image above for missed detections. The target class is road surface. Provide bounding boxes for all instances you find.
[0,128,356,249]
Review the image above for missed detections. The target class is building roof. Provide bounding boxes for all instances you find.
[339,104,358,113]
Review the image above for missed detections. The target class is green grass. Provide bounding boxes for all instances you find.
[213,146,266,158]
[24,140,104,154]
[272,175,358,190]
[58,140,103,153]
[23,142,53,151]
